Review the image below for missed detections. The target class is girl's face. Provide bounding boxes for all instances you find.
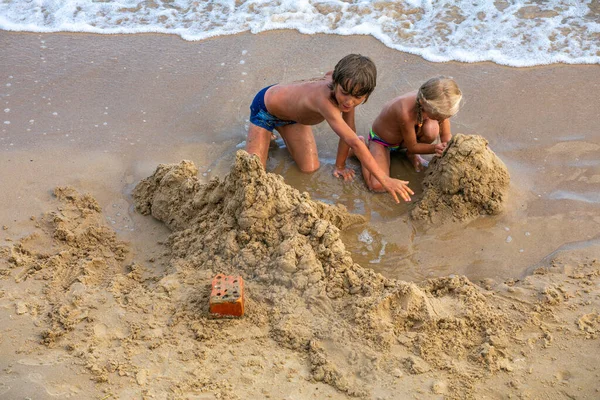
[334,85,366,113]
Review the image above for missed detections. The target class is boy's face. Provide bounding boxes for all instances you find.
[334,85,366,113]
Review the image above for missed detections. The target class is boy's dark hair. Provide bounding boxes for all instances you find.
[329,54,377,102]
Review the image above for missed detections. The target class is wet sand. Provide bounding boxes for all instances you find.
[1,30,599,399]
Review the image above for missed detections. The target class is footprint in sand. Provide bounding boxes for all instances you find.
[17,351,67,366]
[27,372,81,397]
[0,376,11,396]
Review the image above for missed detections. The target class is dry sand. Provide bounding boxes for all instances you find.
[1,30,600,399]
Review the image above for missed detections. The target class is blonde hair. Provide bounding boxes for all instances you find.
[416,76,462,126]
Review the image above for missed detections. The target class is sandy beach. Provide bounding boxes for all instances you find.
[1,30,599,399]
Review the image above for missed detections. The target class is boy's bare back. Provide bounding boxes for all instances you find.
[264,73,339,126]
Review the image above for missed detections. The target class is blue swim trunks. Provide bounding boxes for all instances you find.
[249,85,296,132]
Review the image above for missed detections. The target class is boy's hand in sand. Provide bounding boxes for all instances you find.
[381,177,414,203]
[333,166,355,181]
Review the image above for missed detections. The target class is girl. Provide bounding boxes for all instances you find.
[341,76,462,191]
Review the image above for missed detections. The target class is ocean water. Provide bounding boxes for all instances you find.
[0,0,599,67]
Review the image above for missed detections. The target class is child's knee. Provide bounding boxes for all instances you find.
[419,121,439,143]
[419,131,437,144]
[298,160,320,173]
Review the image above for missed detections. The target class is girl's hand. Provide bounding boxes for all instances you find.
[382,177,414,203]
[333,166,355,181]
[434,142,447,156]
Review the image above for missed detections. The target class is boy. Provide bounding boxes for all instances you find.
[343,76,462,191]
[245,54,413,203]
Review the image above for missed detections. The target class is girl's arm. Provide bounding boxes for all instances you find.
[439,118,452,144]
[399,116,447,155]
[402,128,439,155]
[393,105,435,155]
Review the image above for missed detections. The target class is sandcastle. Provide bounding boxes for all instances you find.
[412,133,510,222]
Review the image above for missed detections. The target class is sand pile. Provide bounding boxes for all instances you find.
[412,134,510,222]
[2,151,598,399]
[131,151,524,395]
[132,152,367,293]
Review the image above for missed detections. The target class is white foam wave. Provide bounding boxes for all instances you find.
[1,0,599,67]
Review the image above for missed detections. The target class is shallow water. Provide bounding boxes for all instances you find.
[211,127,600,284]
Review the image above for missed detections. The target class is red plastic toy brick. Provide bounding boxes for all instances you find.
[209,274,244,317]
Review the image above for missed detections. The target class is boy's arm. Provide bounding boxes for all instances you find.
[324,109,413,202]
[333,108,356,181]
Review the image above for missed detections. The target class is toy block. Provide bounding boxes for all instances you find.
[209,274,244,317]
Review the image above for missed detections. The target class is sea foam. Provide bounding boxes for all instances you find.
[0,0,599,67]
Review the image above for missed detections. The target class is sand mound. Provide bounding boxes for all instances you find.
[412,134,510,222]
[2,150,598,399]
[131,151,523,395]
[132,151,367,293]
